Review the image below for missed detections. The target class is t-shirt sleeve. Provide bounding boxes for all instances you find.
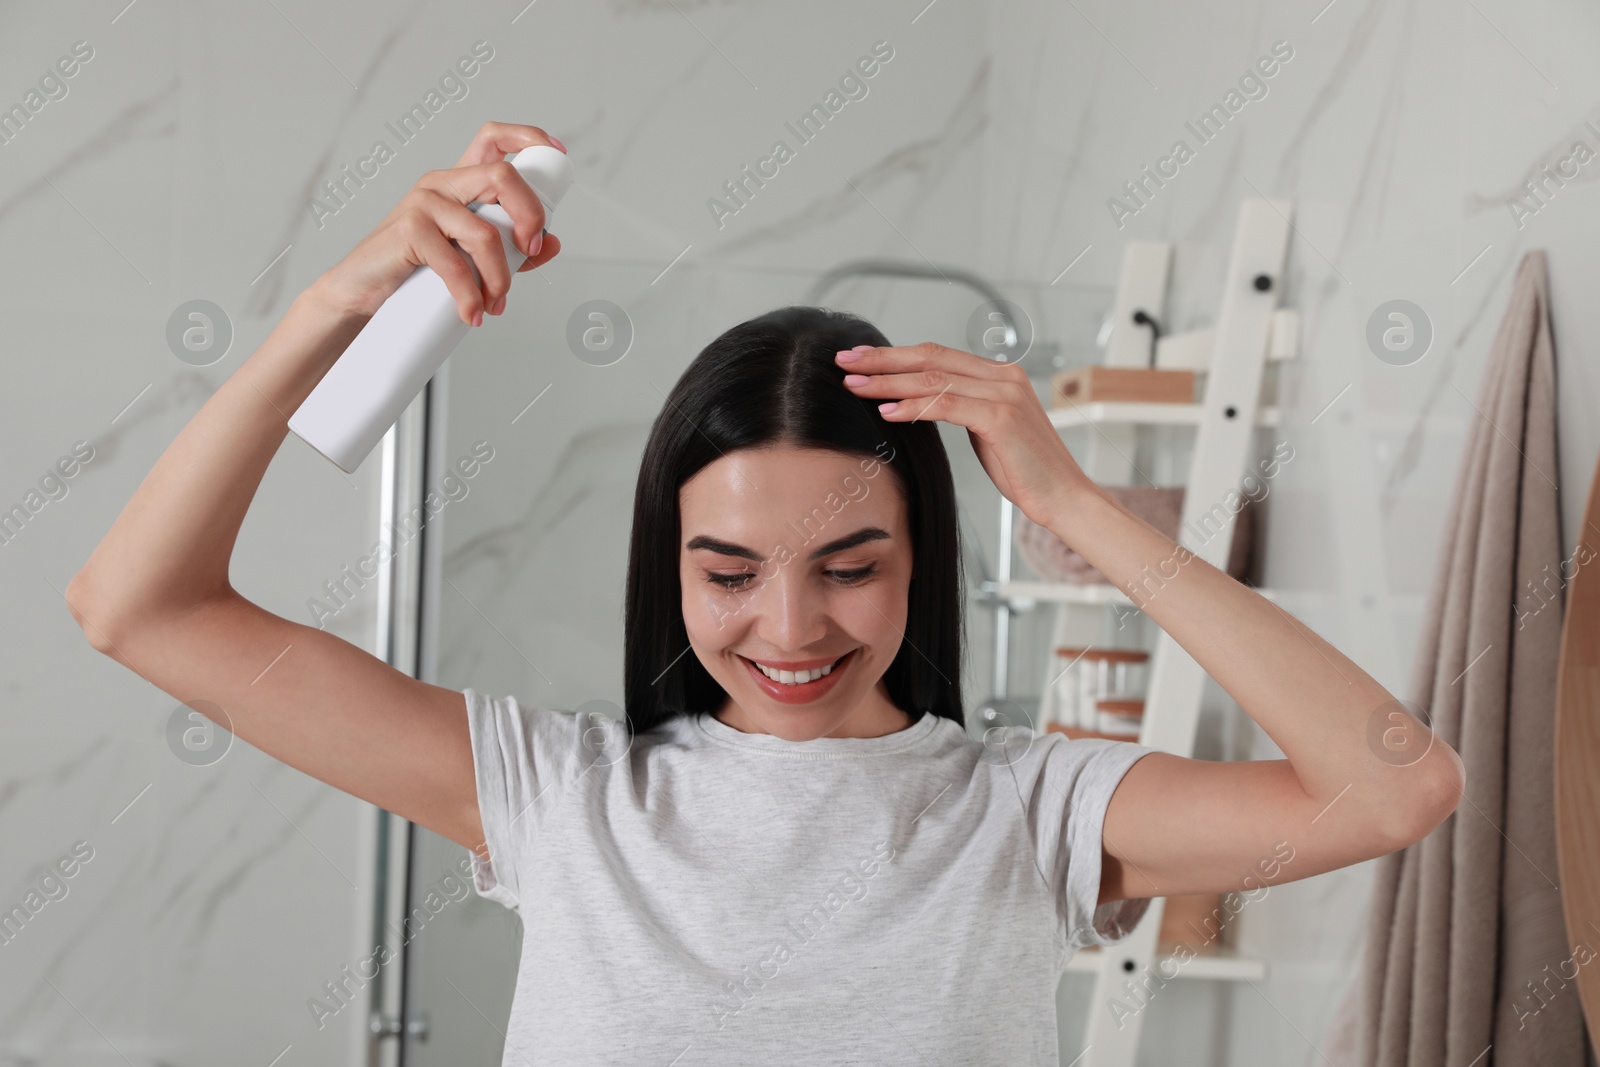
[461,687,584,911]
[1025,731,1157,955]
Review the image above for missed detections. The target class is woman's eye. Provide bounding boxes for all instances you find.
[827,565,876,585]
[705,565,877,591]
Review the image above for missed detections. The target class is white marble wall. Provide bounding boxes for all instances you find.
[4,0,1596,1064]
[0,3,397,1065]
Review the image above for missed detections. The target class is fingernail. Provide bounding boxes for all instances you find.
[530,229,545,256]
[472,308,484,327]
[548,134,567,152]
[492,294,507,315]
[836,349,862,363]
[843,374,869,386]
[878,402,898,414]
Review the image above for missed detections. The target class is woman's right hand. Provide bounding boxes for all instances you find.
[311,121,566,326]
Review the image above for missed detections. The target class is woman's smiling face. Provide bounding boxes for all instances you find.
[678,443,915,740]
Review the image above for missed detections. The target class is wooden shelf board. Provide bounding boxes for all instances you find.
[1048,401,1282,429]
[1066,944,1268,981]
[1045,723,1141,743]
[994,580,1279,606]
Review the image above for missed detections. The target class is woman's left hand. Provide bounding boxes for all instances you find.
[837,341,1093,530]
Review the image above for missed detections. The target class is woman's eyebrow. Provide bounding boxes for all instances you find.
[686,526,891,563]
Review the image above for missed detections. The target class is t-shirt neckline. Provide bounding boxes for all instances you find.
[692,708,940,756]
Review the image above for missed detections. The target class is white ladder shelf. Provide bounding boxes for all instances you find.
[992,200,1297,1067]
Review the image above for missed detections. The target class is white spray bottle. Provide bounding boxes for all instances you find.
[289,144,575,473]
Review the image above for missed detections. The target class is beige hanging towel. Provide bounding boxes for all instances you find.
[1339,250,1580,1066]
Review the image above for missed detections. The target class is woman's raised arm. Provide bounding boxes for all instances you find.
[65,121,565,858]
[1042,481,1463,903]
[835,340,1465,904]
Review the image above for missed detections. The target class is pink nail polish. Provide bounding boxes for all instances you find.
[836,349,862,363]
[878,402,898,414]
[548,134,567,152]
[843,374,869,386]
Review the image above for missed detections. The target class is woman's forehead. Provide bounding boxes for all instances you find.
[682,447,887,499]
[679,447,905,539]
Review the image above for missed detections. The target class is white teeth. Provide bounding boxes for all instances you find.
[752,655,843,685]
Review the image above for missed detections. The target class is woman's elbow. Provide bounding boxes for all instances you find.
[65,569,127,656]
[1385,741,1466,850]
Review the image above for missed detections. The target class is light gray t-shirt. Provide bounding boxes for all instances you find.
[464,686,1156,1066]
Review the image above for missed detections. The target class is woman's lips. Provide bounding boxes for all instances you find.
[739,649,856,705]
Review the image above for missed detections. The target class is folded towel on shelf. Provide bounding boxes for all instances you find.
[1012,485,1256,584]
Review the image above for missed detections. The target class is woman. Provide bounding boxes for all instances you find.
[67,122,1463,1063]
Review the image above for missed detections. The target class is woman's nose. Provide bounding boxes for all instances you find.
[755,572,828,650]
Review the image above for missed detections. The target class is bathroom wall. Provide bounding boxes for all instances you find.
[981,0,1600,1062]
[4,0,1597,1065]
[0,3,387,1064]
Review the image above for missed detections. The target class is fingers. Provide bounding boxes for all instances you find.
[516,231,560,272]
[836,341,1033,430]
[870,386,998,430]
[838,343,1027,403]
[405,189,525,325]
[401,208,487,326]
[840,365,1018,406]
[448,123,564,254]
[837,341,1022,382]
[418,159,548,260]
[422,191,514,320]
[390,122,568,323]
[486,159,547,259]
[452,121,565,169]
